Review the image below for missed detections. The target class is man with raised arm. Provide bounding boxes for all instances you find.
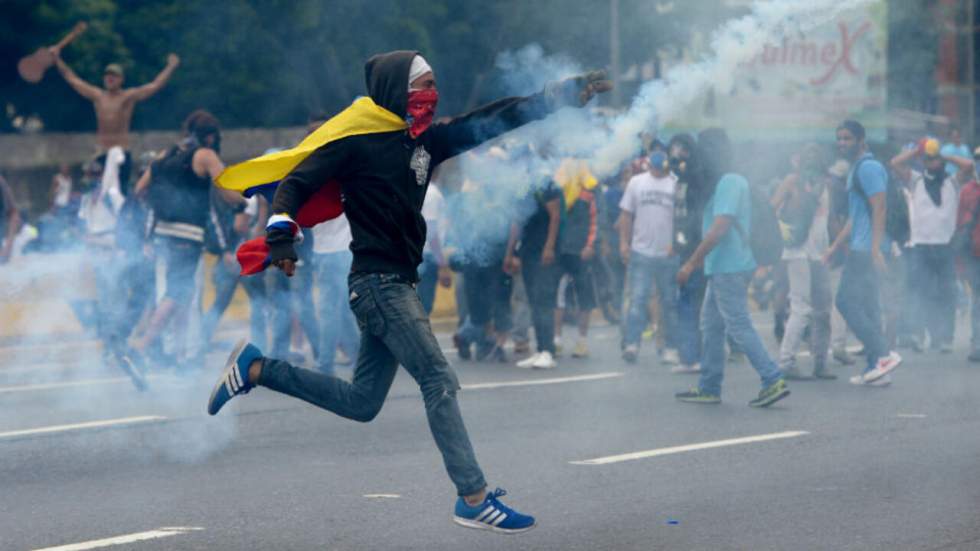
[206,50,610,534]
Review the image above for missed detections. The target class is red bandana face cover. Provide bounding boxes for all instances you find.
[406,88,439,138]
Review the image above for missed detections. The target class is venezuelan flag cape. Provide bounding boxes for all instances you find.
[216,97,407,274]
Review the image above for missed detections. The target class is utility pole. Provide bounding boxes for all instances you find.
[610,0,622,109]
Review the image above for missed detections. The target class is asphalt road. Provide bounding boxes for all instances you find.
[2,318,980,551]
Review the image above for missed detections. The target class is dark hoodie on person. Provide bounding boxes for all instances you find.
[268,50,551,282]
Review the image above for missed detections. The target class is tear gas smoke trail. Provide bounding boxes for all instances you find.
[449,0,873,262]
[591,0,875,176]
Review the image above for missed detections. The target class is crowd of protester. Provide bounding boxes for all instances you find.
[3,113,980,403]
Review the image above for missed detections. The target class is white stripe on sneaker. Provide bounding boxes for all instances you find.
[227,372,238,393]
[232,364,244,390]
[476,506,496,522]
[491,512,508,526]
[485,510,503,524]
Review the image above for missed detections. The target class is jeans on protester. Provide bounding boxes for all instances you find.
[315,251,360,373]
[259,272,487,496]
[510,274,532,344]
[270,260,321,361]
[907,244,956,347]
[836,252,887,374]
[202,255,241,344]
[623,253,680,349]
[89,245,126,350]
[677,268,705,366]
[417,253,439,314]
[778,259,831,372]
[697,272,784,397]
[463,264,513,335]
[520,252,562,354]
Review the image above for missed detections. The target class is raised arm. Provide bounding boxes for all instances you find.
[943,153,975,185]
[53,53,102,101]
[130,53,180,102]
[427,71,611,165]
[889,147,917,182]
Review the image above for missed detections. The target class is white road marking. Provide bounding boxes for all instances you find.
[0,377,135,394]
[570,430,810,465]
[0,416,167,440]
[31,527,203,551]
[363,494,401,499]
[896,413,927,418]
[462,372,624,391]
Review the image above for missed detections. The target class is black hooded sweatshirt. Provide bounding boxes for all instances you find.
[268,50,551,282]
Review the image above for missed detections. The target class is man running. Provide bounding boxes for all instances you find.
[206,51,610,533]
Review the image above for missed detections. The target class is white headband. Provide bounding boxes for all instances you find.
[408,55,432,90]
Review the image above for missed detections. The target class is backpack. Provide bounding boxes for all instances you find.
[735,182,783,266]
[852,158,910,244]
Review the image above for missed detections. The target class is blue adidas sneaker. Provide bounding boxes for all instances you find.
[453,488,536,534]
[207,339,263,416]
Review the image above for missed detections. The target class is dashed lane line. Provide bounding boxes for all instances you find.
[570,430,810,465]
[0,415,168,440]
[31,527,203,551]
[462,372,624,391]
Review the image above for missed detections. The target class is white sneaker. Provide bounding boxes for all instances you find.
[532,350,557,369]
[863,351,902,383]
[671,363,701,374]
[661,349,680,365]
[516,352,541,369]
[850,373,892,387]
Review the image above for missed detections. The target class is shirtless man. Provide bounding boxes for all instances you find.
[52,51,179,190]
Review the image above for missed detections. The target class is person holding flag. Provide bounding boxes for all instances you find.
[205,50,610,533]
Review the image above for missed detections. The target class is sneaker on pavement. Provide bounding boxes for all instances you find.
[850,373,892,387]
[516,352,541,369]
[572,340,589,358]
[532,350,557,369]
[207,339,263,416]
[622,344,638,364]
[862,351,902,383]
[675,388,721,404]
[453,488,536,534]
[661,348,680,365]
[670,363,701,374]
[748,379,790,408]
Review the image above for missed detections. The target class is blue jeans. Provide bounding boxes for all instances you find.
[624,253,680,349]
[259,272,486,496]
[315,251,360,373]
[698,272,783,397]
[836,252,886,373]
[270,261,320,360]
[677,269,705,365]
[417,254,439,314]
[202,255,271,348]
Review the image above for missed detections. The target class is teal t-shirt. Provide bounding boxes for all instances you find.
[846,153,887,252]
[702,173,756,276]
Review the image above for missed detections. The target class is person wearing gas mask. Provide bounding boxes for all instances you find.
[666,133,707,374]
[890,138,972,353]
[206,50,611,534]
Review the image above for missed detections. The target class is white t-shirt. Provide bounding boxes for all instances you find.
[907,169,959,246]
[312,213,352,254]
[619,171,677,258]
[421,184,447,255]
